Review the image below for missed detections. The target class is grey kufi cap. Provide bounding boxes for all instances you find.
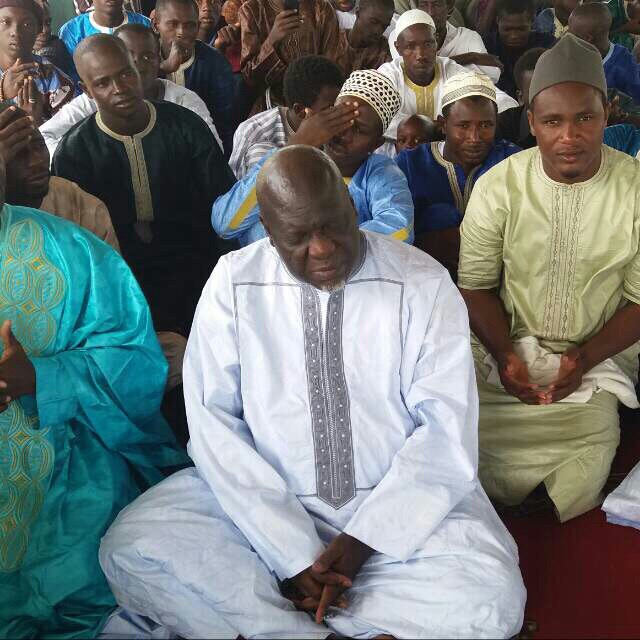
[528,33,607,103]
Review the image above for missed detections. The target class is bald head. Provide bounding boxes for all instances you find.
[257,146,350,226]
[74,33,131,82]
[257,146,361,291]
[569,2,612,47]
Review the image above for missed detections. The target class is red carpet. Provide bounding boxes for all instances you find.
[502,412,640,639]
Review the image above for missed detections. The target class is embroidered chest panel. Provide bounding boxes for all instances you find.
[301,287,356,509]
[0,219,65,573]
[542,185,584,341]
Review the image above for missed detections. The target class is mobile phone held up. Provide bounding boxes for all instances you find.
[283,0,299,12]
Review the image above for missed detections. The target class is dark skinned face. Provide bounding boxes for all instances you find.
[325,97,384,166]
[395,117,434,151]
[0,7,38,59]
[79,44,145,120]
[528,82,608,184]
[197,0,222,30]
[34,3,51,50]
[517,68,533,105]
[497,11,532,50]
[442,97,496,172]
[353,5,395,46]
[93,0,125,19]
[416,0,452,31]
[6,126,50,204]
[263,185,361,291]
[153,2,199,53]
[116,30,160,95]
[395,24,438,86]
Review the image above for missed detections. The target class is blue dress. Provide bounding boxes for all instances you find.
[0,205,188,638]
[397,140,521,234]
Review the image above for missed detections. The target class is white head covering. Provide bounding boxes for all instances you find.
[388,9,436,60]
[440,71,497,110]
[337,70,402,132]
[393,8,436,40]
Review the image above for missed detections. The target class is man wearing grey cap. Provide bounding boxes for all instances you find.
[459,33,640,523]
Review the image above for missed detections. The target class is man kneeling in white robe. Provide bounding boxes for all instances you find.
[99,145,526,639]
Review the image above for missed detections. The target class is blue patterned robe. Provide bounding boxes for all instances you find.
[0,205,188,639]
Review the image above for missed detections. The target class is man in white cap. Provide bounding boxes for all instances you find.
[378,9,516,140]
[212,69,414,246]
[99,141,526,639]
[397,71,520,272]
[459,34,640,523]
[388,0,504,83]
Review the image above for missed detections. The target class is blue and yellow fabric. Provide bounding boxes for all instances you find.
[397,140,521,235]
[211,149,415,246]
[0,205,188,639]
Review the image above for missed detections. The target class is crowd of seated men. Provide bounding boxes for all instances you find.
[2,0,640,636]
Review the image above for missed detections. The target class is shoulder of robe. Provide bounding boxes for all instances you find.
[360,231,452,287]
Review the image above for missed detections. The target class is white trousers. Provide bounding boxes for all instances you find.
[99,468,526,639]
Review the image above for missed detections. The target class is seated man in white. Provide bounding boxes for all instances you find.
[99,145,526,639]
[378,9,516,140]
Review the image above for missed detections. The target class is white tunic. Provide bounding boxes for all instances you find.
[40,79,221,160]
[388,21,502,84]
[100,231,526,639]
[378,56,517,140]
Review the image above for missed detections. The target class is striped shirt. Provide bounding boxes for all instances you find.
[229,106,293,179]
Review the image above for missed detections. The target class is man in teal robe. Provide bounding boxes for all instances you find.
[0,148,188,638]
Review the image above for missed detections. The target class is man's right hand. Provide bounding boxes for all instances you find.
[498,352,544,405]
[160,40,192,74]
[1,58,39,100]
[287,102,359,148]
[214,24,240,50]
[285,566,350,617]
[266,9,303,47]
[0,106,34,163]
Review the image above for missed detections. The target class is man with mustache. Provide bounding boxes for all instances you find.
[40,24,222,158]
[459,34,640,523]
[397,71,520,274]
[378,9,517,143]
[51,34,235,336]
[100,143,525,640]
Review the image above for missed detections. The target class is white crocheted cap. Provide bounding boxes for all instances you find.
[393,9,435,41]
[440,71,497,110]
[337,70,402,132]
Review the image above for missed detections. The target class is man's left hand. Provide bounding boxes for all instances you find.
[0,320,36,410]
[310,533,373,623]
[541,346,586,404]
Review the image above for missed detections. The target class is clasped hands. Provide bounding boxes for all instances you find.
[498,346,587,405]
[284,532,373,624]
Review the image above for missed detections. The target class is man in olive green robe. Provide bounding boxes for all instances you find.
[458,34,640,522]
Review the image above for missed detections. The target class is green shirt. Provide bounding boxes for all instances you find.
[459,146,640,363]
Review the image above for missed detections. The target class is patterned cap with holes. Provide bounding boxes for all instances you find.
[337,70,402,133]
